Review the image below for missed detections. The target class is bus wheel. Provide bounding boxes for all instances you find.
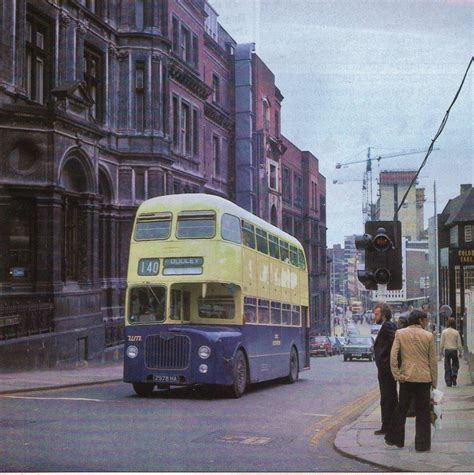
[230,350,247,398]
[133,383,154,397]
[285,347,299,384]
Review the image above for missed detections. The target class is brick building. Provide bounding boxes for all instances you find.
[0,0,327,369]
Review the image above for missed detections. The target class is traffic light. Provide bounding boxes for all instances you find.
[355,220,402,291]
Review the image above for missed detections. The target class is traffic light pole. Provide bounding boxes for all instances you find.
[377,284,387,303]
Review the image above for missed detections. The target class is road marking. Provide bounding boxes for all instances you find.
[0,395,109,402]
[302,413,333,417]
[218,435,272,446]
[307,387,379,446]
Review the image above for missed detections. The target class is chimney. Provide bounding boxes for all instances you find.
[460,184,472,194]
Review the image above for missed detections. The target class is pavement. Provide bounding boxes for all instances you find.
[334,357,474,472]
[1,354,473,472]
[0,360,123,394]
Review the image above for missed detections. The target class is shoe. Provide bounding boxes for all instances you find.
[452,376,457,386]
[374,429,386,435]
[384,439,403,449]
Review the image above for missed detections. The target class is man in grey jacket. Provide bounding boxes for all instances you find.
[384,310,438,452]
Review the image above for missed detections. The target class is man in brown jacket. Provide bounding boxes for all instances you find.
[384,310,438,452]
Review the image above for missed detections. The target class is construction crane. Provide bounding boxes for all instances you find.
[335,147,438,223]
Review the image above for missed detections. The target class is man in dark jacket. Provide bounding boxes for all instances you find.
[373,303,398,435]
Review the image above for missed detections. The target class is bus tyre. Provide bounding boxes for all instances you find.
[286,347,299,384]
[133,383,154,397]
[230,350,247,398]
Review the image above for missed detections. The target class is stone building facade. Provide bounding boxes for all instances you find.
[0,0,328,369]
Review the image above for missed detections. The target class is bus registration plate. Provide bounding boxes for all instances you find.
[153,375,179,383]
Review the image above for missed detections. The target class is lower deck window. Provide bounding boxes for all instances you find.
[258,299,270,323]
[129,286,166,323]
[198,296,235,319]
[282,304,292,325]
[244,296,257,323]
[170,289,191,321]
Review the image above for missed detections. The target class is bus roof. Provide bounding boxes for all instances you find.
[137,194,303,249]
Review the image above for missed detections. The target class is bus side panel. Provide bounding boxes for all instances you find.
[242,325,304,383]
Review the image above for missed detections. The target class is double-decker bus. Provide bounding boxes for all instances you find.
[123,194,310,397]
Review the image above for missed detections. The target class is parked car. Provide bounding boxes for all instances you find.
[371,324,382,335]
[343,336,374,362]
[310,336,333,357]
[328,336,343,355]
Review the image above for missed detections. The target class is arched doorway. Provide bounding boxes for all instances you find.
[59,154,93,282]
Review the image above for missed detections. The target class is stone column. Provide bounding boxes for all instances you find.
[117,51,130,130]
[151,54,161,133]
[148,168,164,198]
[35,192,63,293]
[58,11,75,84]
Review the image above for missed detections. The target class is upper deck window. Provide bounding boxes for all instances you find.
[297,249,307,270]
[176,211,216,239]
[280,241,290,263]
[269,235,280,259]
[241,221,255,249]
[290,245,299,267]
[135,212,172,240]
[221,213,241,243]
[256,228,269,254]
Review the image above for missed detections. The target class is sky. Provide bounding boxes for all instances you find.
[210,0,473,246]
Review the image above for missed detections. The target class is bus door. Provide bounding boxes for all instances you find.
[302,306,310,369]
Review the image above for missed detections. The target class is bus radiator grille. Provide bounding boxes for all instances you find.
[145,334,190,369]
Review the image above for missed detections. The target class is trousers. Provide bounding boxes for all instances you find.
[444,349,460,386]
[378,371,398,432]
[387,381,431,451]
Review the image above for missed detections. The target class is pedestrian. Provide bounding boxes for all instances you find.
[373,303,398,436]
[440,317,463,387]
[385,310,437,452]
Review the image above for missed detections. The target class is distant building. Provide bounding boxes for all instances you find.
[376,170,425,240]
[436,184,474,351]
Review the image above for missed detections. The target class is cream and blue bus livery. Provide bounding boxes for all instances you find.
[124,194,310,397]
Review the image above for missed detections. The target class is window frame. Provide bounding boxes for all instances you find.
[257,299,270,324]
[83,43,103,123]
[134,213,172,241]
[269,235,280,259]
[241,220,256,249]
[221,213,242,244]
[256,228,269,254]
[270,301,281,325]
[26,10,52,105]
[176,210,216,240]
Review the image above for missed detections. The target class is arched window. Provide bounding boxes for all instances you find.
[263,99,270,131]
[270,204,278,227]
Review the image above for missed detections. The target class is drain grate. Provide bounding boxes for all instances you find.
[193,430,295,449]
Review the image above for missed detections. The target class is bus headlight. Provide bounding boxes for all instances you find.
[126,345,139,359]
[198,345,211,359]
[199,364,208,374]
